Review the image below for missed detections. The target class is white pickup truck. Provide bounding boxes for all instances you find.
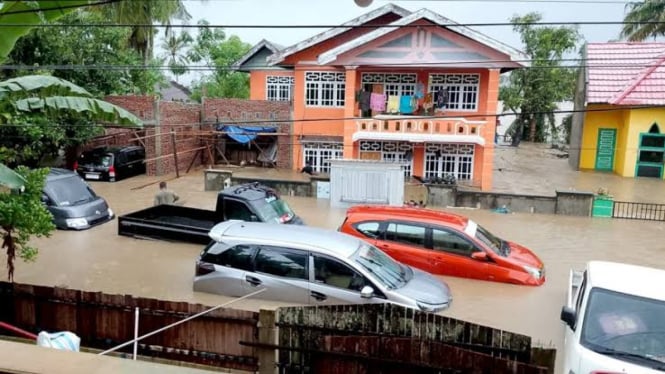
[560,261,665,373]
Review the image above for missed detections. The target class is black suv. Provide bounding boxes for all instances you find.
[75,146,146,182]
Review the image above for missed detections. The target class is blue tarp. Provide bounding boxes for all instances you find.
[217,125,277,144]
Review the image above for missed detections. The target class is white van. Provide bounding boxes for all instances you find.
[560,261,665,373]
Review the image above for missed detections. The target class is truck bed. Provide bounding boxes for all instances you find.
[118,205,221,245]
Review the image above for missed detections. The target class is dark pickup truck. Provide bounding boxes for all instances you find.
[118,182,304,244]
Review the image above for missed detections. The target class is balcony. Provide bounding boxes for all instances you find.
[353,115,488,145]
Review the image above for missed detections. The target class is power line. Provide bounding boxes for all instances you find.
[2,55,663,71]
[0,103,664,128]
[0,19,662,28]
[0,0,120,18]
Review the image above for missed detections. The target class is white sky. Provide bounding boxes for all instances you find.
[173,0,629,83]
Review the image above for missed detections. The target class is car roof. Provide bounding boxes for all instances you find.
[586,261,665,301]
[346,205,469,229]
[209,221,362,258]
[46,168,79,181]
[221,183,279,202]
[81,145,143,155]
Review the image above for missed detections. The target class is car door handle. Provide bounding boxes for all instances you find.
[245,276,262,286]
[311,291,327,301]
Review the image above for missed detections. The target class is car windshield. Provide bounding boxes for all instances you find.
[352,244,410,290]
[79,152,112,167]
[466,219,506,256]
[253,196,296,223]
[581,287,665,368]
[46,177,97,206]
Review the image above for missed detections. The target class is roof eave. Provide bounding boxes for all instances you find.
[317,8,527,67]
[268,3,412,65]
[231,39,282,71]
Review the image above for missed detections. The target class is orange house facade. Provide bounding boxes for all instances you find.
[233,4,526,191]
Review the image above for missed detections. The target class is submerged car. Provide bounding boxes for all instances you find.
[561,261,665,373]
[75,145,146,182]
[339,205,545,286]
[194,220,452,312]
[42,168,114,230]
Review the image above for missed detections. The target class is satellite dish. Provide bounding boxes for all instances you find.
[354,0,373,7]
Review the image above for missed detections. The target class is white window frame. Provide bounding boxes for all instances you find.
[361,72,418,106]
[302,142,344,173]
[359,140,413,177]
[304,71,346,107]
[428,73,480,111]
[423,144,475,181]
[266,76,294,101]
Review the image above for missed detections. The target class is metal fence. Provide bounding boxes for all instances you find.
[612,201,665,221]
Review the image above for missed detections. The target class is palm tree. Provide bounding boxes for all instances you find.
[621,0,665,41]
[160,31,194,82]
[98,0,194,61]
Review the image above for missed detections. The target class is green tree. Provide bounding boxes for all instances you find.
[160,30,194,82]
[0,75,142,167]
[189,20,251,100]
[4,10,165,95]
[621,0,665,41]
[0,166,55,281]
[97,0,194,61]
[499,13,580,145]
[0,0,92,63]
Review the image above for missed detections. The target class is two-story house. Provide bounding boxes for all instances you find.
[232,4,526,190]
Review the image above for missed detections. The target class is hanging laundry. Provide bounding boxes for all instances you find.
[423,93,434,111]
[436,88,449,109]
[387,95,400,113]
[400,95,414,114]
[358,90,371,111]
[415,83,425,99]
[370,93,386,112]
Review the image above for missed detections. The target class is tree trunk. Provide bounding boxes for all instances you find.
[528,116,537,142]
[64,145,81,170]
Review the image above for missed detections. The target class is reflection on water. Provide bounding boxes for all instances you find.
[14,169,665,373]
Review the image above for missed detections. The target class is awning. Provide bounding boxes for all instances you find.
[0,164,26,193]
[217,125,277,144]
[352,131,486,146]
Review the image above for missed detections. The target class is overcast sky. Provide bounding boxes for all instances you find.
[173,0,629,83]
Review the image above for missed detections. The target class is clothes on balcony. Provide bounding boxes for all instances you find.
[358,90,371,111]
[370,93,386,111]
[415,83,425,99]
[399,95,415,114]
[387,95,400,113]
[435,88,449,109]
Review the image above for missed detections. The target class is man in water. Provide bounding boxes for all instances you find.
[154,181,180,205]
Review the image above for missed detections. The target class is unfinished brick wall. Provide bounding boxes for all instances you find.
[92,96,293,175]
[203,98,293,169]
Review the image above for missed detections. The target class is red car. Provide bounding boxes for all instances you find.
[339,205,545,286]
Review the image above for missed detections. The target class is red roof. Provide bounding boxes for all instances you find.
[587,43,665,105]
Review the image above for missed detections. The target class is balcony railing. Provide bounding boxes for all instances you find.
[355,115,487,137]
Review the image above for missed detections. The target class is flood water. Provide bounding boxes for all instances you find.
[12,143,665,373]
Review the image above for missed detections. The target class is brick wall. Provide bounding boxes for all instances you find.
[91,97,293,175]
[203,98,293,169]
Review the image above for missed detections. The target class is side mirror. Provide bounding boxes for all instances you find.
[249,215,259,222]
[360,286,374,299]
[40,194,51,206]
[471,251,488,261]
[560,306,576,329]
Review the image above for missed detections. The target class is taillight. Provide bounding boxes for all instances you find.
[73,161,78,170]
[109,165,116,177]
[196,262,215,276]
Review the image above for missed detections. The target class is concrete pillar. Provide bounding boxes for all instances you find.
[343,67,358,159]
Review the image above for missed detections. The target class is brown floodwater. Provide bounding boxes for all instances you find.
[12,143,665,373]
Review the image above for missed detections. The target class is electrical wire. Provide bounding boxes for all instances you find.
[0,0,121,17]
[1,103,664,129]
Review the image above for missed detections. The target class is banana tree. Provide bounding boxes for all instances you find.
[0,75,142,167]
[0,0,93,64]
